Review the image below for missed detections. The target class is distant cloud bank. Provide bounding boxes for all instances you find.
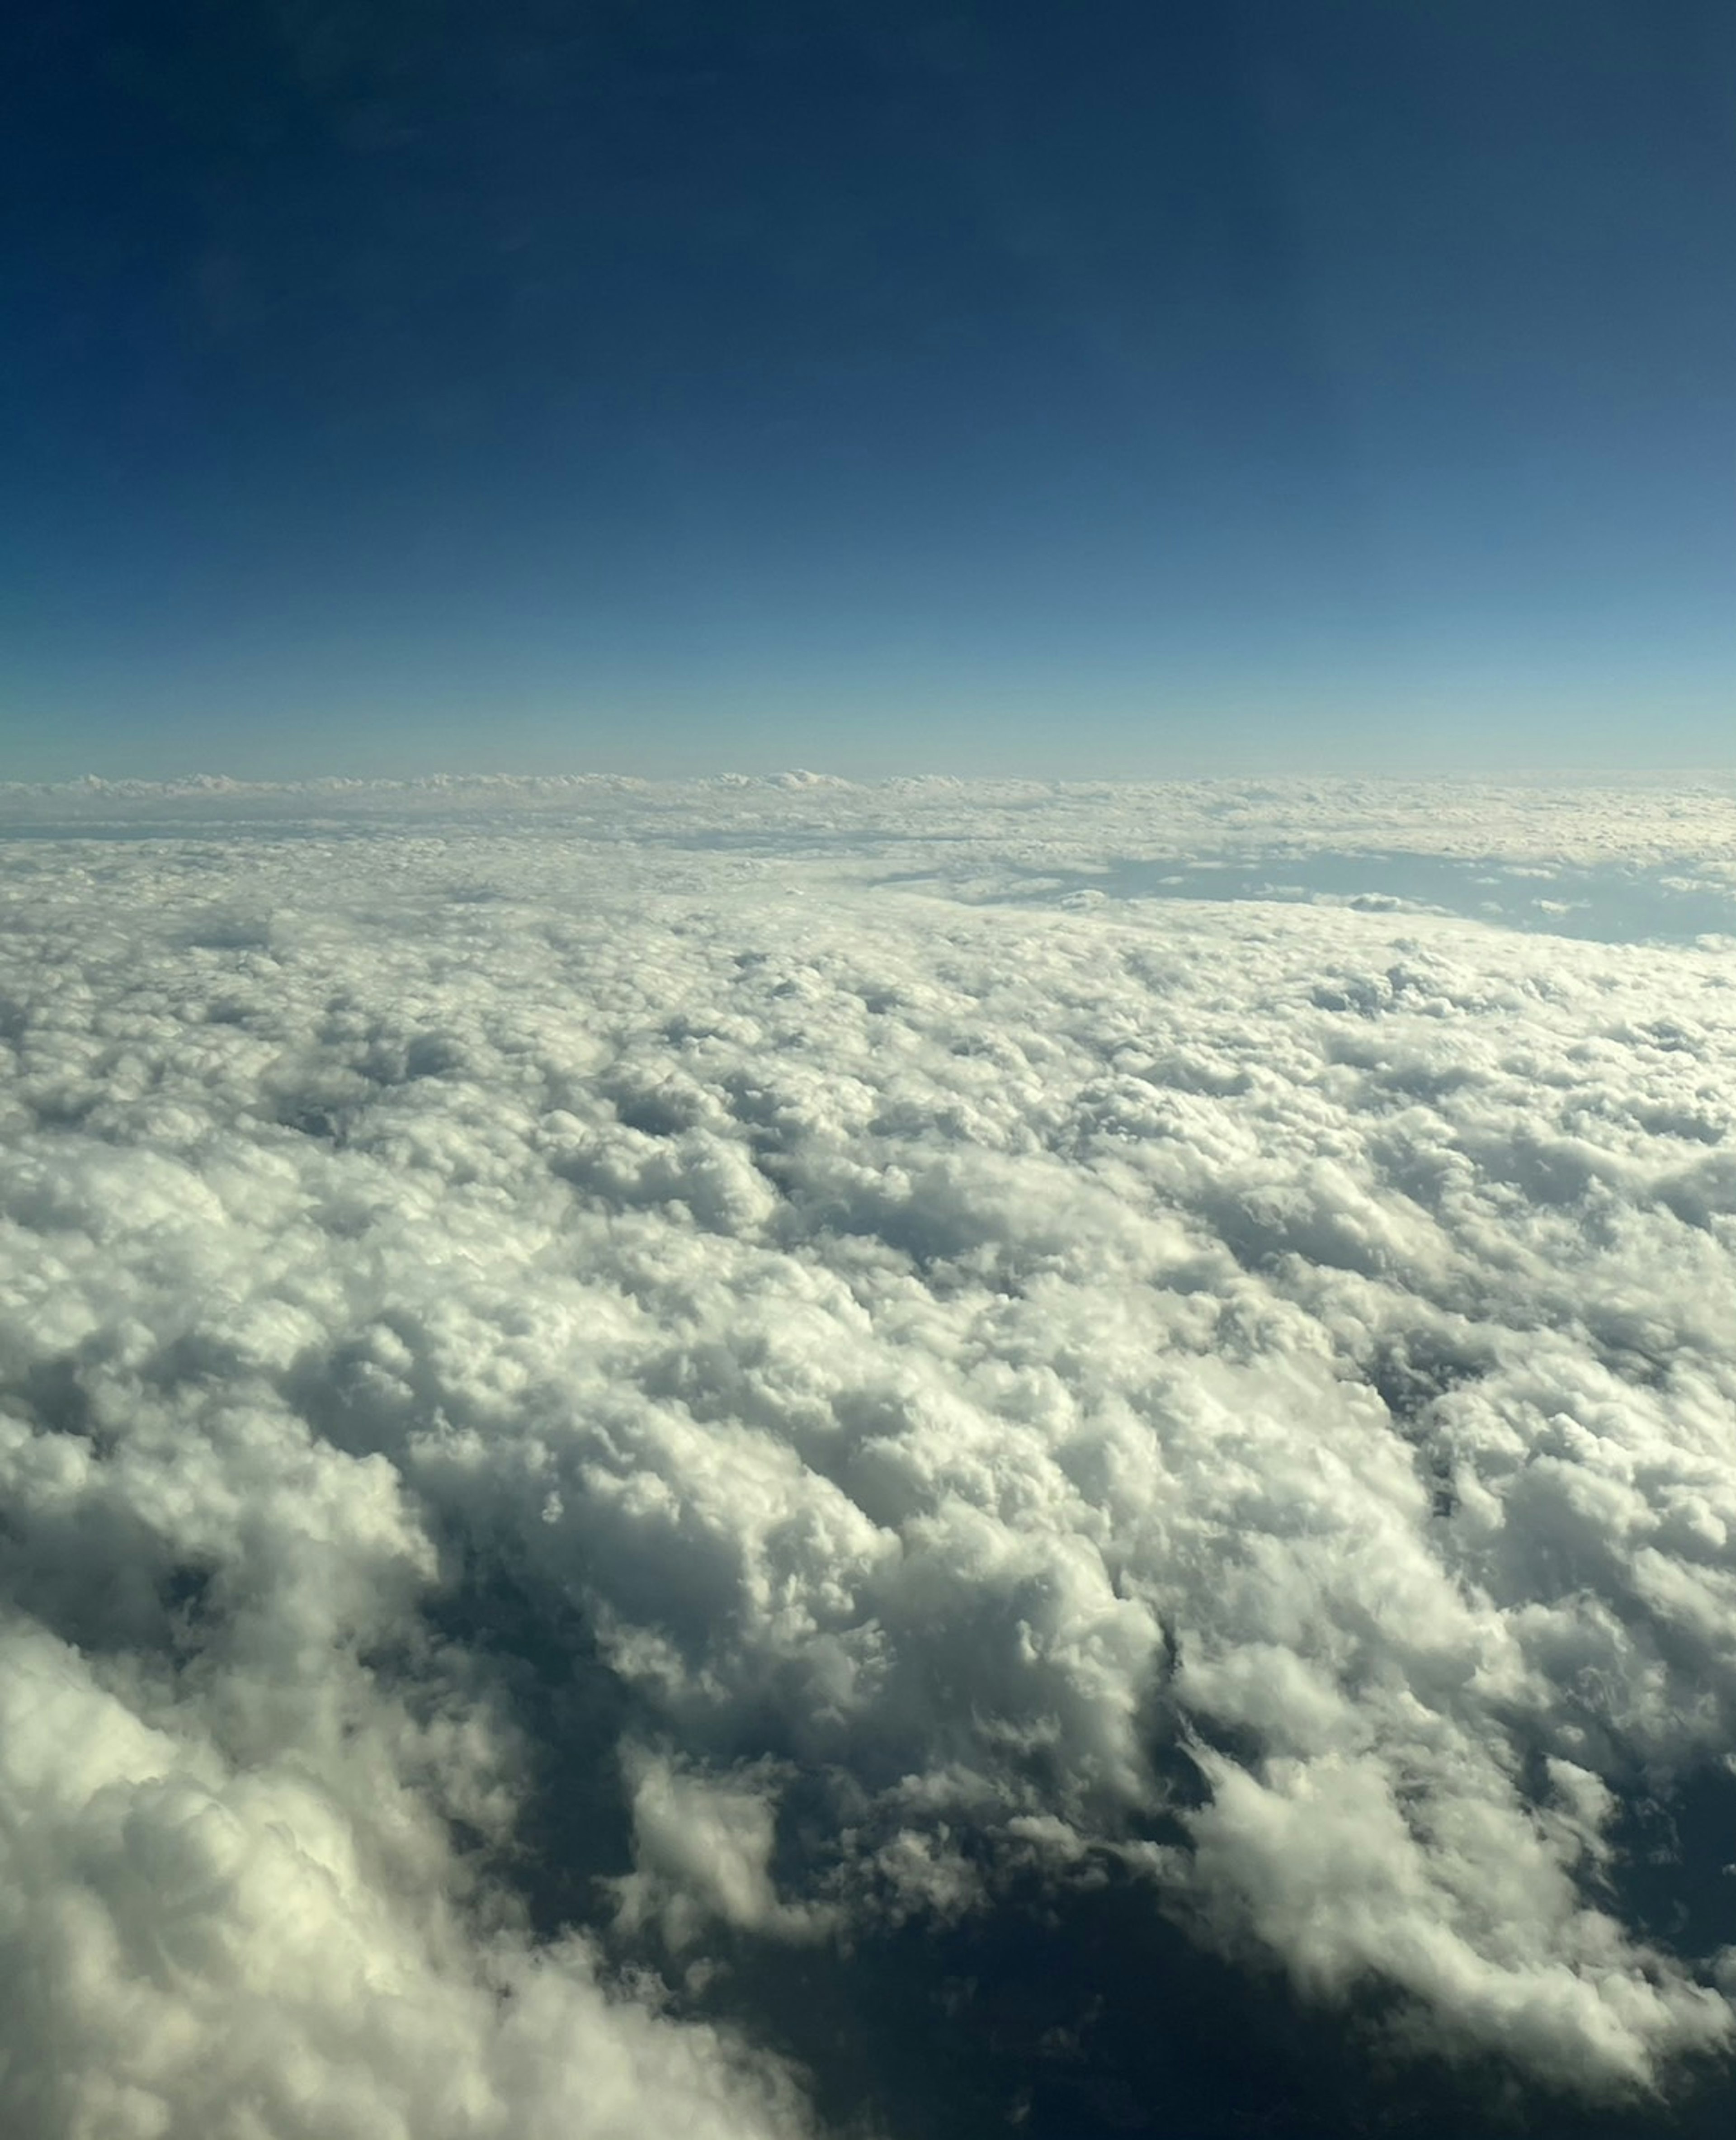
[2,781,1734,2137]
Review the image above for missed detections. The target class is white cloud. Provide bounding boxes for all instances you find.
[3,778,1735,2132]
[0,1620,812,2140]
[612,1746,835,1951]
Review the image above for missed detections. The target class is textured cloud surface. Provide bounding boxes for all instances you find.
[4,779,1736,2137]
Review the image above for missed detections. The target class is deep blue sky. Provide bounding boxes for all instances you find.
[5,0,1732,779]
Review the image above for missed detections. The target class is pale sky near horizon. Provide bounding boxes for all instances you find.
[4,1,1732,781]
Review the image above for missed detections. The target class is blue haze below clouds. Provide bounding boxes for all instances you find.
[974,855,1736,946]
[3,1,1733,778]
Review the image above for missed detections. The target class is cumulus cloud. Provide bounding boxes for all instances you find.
[2,779,1735,2135]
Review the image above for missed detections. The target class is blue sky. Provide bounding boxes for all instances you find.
[4,0,1732,779]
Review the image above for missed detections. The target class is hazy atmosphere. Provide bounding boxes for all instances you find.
[5,9,1736,2140]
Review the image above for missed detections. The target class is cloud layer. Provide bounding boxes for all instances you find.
[3,783,1735,2136]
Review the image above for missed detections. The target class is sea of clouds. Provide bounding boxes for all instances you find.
[3,775,1735,2139]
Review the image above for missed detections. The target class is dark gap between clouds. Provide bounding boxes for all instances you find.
[407,1542,1736,2140]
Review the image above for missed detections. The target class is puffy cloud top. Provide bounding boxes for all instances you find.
[3,783,1734,2136]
